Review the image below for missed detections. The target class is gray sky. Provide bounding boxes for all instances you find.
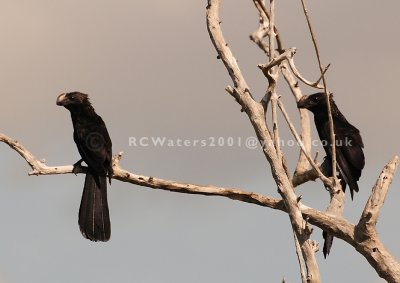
[0,1,398,282]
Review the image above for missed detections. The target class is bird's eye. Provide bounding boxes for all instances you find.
[311,96,319,102]
[69,95,75,100]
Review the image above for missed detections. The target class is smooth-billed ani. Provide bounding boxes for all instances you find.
[57,92,112,242]
[297,92,365,258]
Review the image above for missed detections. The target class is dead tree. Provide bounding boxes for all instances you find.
[1,1,400,282]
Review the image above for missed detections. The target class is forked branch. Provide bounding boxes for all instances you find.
[208,0,321,281]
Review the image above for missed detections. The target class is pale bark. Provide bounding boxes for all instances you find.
[1,132,400,281]
[1,1,400,282]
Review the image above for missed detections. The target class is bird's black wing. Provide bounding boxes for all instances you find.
[73,115,112,177]
[317,117,364,199]
[335,120,364,171]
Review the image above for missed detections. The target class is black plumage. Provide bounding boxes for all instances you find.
[57,92,112,242]
[297,92,365,257]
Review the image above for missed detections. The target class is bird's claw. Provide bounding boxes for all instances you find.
[72,159,84,175]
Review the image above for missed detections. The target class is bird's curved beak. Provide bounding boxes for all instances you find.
[56,93,67,106]
[297,96,308,109]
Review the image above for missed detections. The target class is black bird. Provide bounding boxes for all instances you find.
[57,92,112,242]
[297,92,365,257]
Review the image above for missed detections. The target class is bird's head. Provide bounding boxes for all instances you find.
[297,92,332,113]
[56,92,90,108]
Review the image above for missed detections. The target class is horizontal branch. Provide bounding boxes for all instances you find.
[0,133,85,176]
[3,129,400,281]
[112,153,284,208]
[0,132,350,240]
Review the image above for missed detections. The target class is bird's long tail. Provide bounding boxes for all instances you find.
[322,231,334,258]
[78,171,111,242]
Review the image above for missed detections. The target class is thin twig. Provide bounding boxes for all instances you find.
[299,0,338,186]
[266,0,286,177]
[293,232,308,283]
[268,0,275,60]
[250,0,269,54]
[271,95,283,165]
[250,2,313,184]
[286,57,328,89]
[253,0,284,52]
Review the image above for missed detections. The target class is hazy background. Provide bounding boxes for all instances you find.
[0,1,399,282]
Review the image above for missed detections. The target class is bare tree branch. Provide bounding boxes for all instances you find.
[2,131,400,281]
[292,168,319,188]
[249,1,314,191]
[206,1,251,101]
[354,157,400,282]
[0,132,347,235]
[0,133,328,225]
[207,1,321,281]
[251,0,284,53]
[357,156,399,236]
[286,57,327,89]
[258,48,296,74]
[0,133,84,176]
[250,0,269,54]
[0,133,279,207]
[292,157,330,188]
[252,2,317,277]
